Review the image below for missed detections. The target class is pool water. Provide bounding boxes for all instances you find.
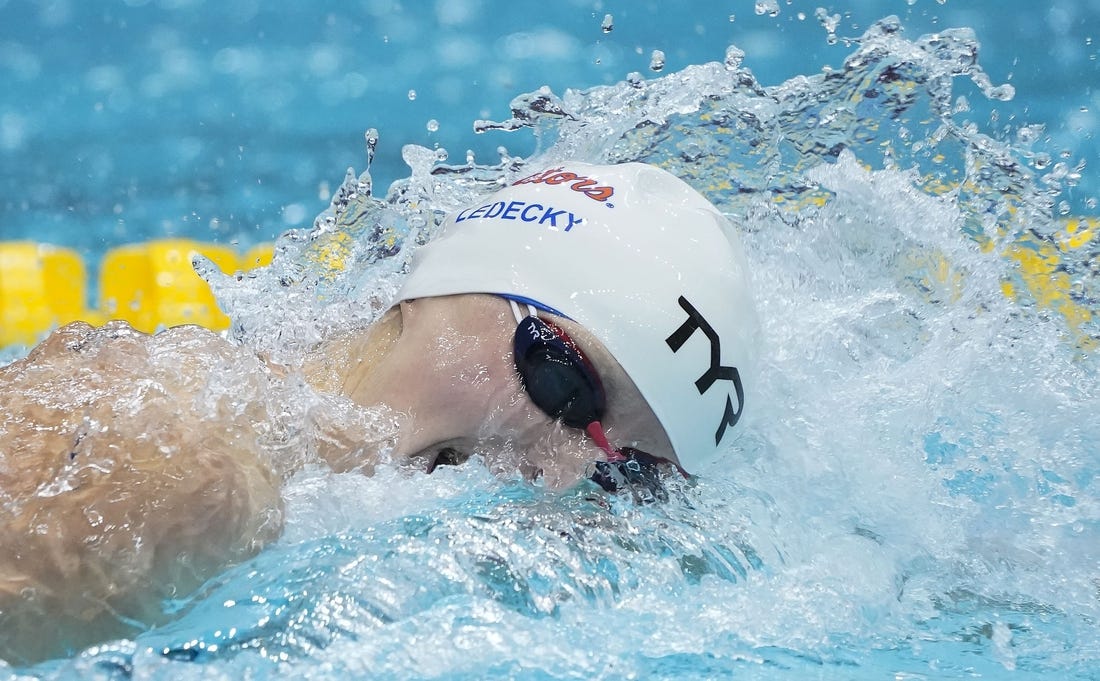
[2,1,1099,679]
[2,0,1097,255]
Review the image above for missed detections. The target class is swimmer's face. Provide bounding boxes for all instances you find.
[469,308,676,489]
[322,294,675,489]
[385,298,604,489]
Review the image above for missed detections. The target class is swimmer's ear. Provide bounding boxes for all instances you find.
[426,447,470,473]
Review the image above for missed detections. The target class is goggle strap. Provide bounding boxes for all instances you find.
[585,420,625,462]
[509,299,538,325]
[588,421,690,479]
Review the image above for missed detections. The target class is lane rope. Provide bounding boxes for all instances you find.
[1,216,1096,349]
[0,239,272,347]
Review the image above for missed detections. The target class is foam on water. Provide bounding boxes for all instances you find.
[7,15,1100,681]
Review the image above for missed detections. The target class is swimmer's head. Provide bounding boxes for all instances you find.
[397,162,758,473]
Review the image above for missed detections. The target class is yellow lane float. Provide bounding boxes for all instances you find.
[0,242,98,347]
[1,216,1096,350]
[1,239,273,347]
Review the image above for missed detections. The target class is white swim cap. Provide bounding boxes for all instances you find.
[397,162,758,472]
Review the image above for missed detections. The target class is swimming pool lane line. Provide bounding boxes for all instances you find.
[0,216,1095,350]
[0,239,272,347]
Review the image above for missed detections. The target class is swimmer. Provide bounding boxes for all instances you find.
[0,162,757,662]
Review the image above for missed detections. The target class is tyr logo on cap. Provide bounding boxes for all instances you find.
[665,296,745,446]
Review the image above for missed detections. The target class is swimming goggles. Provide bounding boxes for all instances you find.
[509,300,688,499]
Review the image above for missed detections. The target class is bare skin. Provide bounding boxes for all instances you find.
[0,293,672,663]
[0,322,285,661]
[305,295,673,483]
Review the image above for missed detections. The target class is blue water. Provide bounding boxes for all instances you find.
[3,1,1100,679]
[2,0,1097,255]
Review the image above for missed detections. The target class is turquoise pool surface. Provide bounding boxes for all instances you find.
[2,1,1099,679]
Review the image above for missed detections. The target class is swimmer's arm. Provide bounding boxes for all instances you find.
[0,323,284,663]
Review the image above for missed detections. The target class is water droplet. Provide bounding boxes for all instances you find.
[364,128,379,167]
[815,8,841,44]
[601,14,614,33]
[407,89,417,101]
[754,0,779,17]
[282,203,308,225]
[724,45,745,70]
[649,49,666,72]
[426,119,439,132]
[988,84,1015,101]
[1016,124,1044,145]
[84,508,104,527]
